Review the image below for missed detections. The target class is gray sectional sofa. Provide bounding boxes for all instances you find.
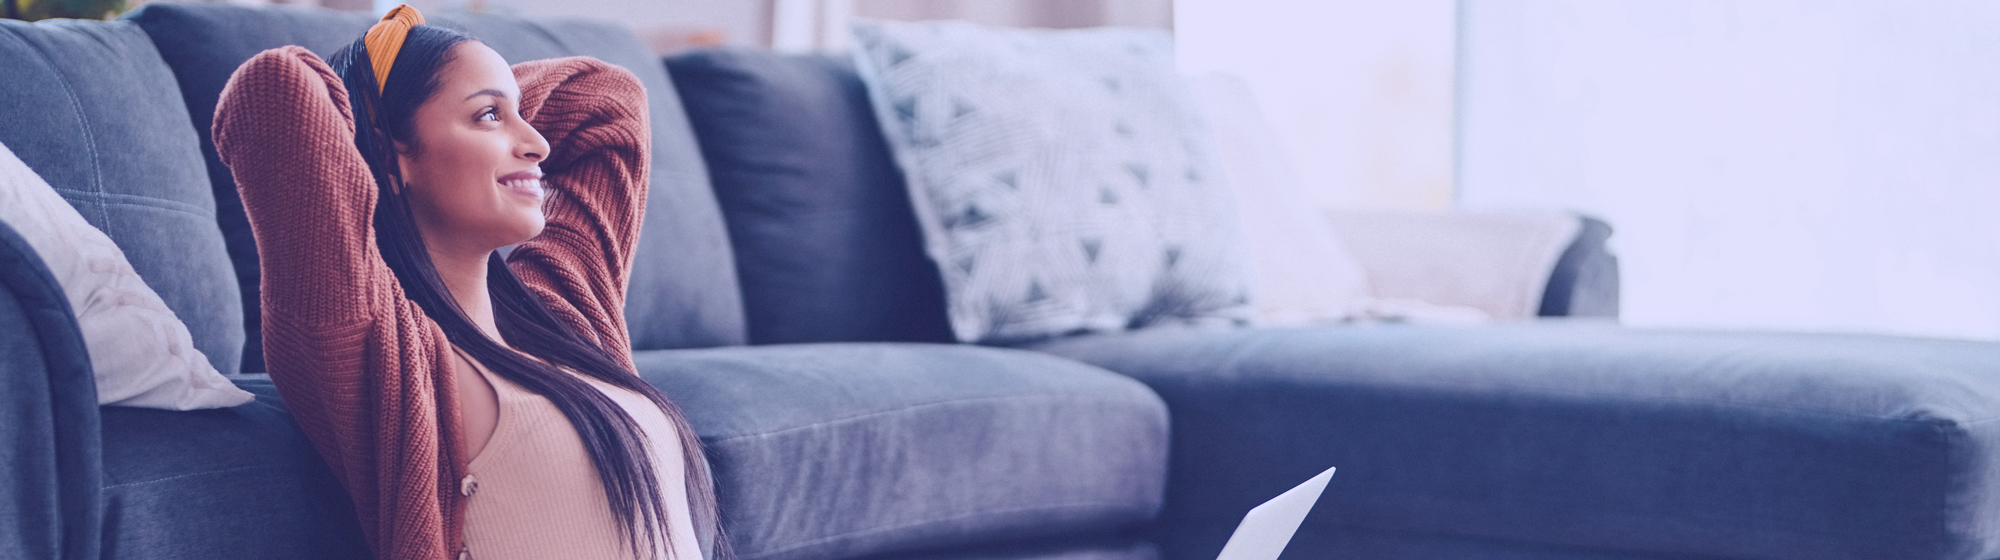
[2,4,1997,560]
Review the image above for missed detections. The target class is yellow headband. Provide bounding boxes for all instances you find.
[363,4,426,95]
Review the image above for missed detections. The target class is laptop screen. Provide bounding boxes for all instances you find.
[1213,466,1336,560]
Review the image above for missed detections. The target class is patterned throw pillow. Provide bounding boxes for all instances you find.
[852,20,1252,344]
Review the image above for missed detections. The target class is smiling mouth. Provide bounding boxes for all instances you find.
[500,177,543,198]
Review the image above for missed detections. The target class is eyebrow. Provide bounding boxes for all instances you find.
[463,88,509,102]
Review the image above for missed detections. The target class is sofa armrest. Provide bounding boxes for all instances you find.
[1538,216,1619,318]
[0,218,103,560]
[1322,209,1619,319]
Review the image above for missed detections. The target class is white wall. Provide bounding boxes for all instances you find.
[1175,0,1457,211]
[1460,1,2000,340]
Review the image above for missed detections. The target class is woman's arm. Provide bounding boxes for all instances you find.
[215,47,382,338]
[505,58,650,361]
[213,46,460,559]
[214,47,389,476]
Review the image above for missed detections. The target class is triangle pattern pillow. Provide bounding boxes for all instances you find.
[0,141,252,410]
[852,20,1252,344]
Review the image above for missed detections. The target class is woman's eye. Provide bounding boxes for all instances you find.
[477,108,500,122]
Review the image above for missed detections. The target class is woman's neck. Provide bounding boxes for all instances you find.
[427,246,503,342]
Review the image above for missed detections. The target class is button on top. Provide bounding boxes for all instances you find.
[458,547,471,560]
[460,475,478,497]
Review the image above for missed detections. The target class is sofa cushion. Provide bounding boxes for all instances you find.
[1029,324,2000,560]
[123,4,370,375]
[129,3,746,372]
[636,343,1169,560]
[1185,73,1371,328]
[851,21,1252,344]
[99,379,369,559]
[99,345,1166,560]
[666,48,952,345]
[871,537,1159,560]
[0,18,243,376]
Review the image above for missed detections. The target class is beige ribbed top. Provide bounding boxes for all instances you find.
[456,353,703,560]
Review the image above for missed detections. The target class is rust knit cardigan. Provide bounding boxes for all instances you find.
[213,46,654,560]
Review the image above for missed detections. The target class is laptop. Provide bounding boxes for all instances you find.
[1213,466,1336,560]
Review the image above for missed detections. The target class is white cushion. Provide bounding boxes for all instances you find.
[0,141,252,410]
[1326,208,1580,321]
[852,20,1252,343]
[1186,73,1374,326]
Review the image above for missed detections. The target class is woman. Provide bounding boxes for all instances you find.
[211,6,720,560]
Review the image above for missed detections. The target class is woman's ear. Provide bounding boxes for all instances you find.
[391,136,417,157]
[387,135,412,195]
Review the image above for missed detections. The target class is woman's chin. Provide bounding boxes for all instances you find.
[514,218,547,244]
[493,214,546,247]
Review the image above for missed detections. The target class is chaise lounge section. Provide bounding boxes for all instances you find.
[663,45,2000,560]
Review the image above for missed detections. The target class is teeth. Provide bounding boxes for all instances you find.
[503,178,541,191]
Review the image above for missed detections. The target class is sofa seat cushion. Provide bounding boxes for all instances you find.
[1028,323,2000,560]
[868,536,1159,560]
[99,378,368,559]
[99,344,1166,560]
[635,343,1169,560]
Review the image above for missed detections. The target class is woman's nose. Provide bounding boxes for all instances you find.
[516,123,550,162]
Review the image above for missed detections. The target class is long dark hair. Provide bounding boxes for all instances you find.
[325,26,724,559]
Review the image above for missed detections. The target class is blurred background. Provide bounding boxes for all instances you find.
[24,0,1999,341]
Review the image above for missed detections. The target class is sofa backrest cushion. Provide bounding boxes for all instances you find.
[124,4,364,374]
[666,49,953,345]
[129,4,747,371]
[0,19,244,375]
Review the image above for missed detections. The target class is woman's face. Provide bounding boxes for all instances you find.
[395,41,551,256]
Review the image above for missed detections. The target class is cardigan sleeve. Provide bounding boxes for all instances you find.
[213,46,460,560]
[504,58,651,362]
[214,47,381,336]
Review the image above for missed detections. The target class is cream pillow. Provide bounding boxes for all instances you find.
[0,142,253,410]
[1186,73,1374,326]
